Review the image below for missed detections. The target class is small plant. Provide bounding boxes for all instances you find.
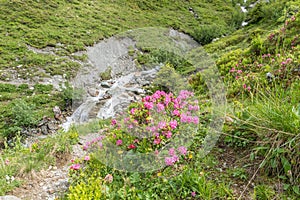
[229,167,248,180]
[253,184,275,200]
[99,66,112,80]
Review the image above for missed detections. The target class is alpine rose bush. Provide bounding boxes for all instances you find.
[103,90,200,165]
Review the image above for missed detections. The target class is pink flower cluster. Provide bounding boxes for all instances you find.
[169,120,177,129]
[281,58,293,66]
[70,163,80,170]
[107,90,198,167]
[262,53,271,58]
[180,113,199,124]
[165,156,179,166]
[243,84,251,92]
[83,135,105,150]
[116,139,123,146]
[165,146,188,166]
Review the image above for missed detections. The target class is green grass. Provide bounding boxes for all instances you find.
[0,0,240,79]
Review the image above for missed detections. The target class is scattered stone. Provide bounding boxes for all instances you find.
[53,106,62,120]
[225,116,234,123]
[38,118,48,127]
[41,125,48,135]
[88,88,99,97]
[47,122,56,131]
[100,81,111,88]
[266,72,273,82]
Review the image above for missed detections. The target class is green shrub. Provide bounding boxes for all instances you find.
[99,66,112,80]
[68,177,105,200]
[11,99,37,129]
[60,82,84,109]
[193,24,227,45]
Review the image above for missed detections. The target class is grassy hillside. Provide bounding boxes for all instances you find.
[0,0,241,79]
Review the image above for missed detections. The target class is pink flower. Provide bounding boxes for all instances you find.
[158,121,166,129]
[247,86,251,92]
[116,139,123,146]
[154,138,161,145]
[291,16,296,21]
[165,131,172,139]
[111,119,117,125]
[130,108,136,115]
[83,145,88,151]
[268,33,275,40]
[5,159,9,165]
[243,84,247,89]
[187,116,193,123]
[180,113,188,123]
[235,76,239,80]
[169,148,176,156]
[165,155,179,166]
[70,163,81,170]
[164,95,172,106]
[143,95,152,102]
[193,105,199,111]
[172,109,180,116]
[144,102,153,109]
[178,90,193,100]
[128,144,136,149]
[169,120,177,129]
[229,67,235,73]
[191,191,196,197]
[165,157,174,166]
[188,105,199,111]
[173,101,180,109]
[70,159,75,163]
[84,155,90,161]
[156,103,165,112]
[237,70,242,74]
[172,155,179,162]
[128,124,134,129]
[192,116,199,124]
[177,146,187,156]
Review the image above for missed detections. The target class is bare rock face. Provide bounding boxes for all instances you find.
[62,29,199,131]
